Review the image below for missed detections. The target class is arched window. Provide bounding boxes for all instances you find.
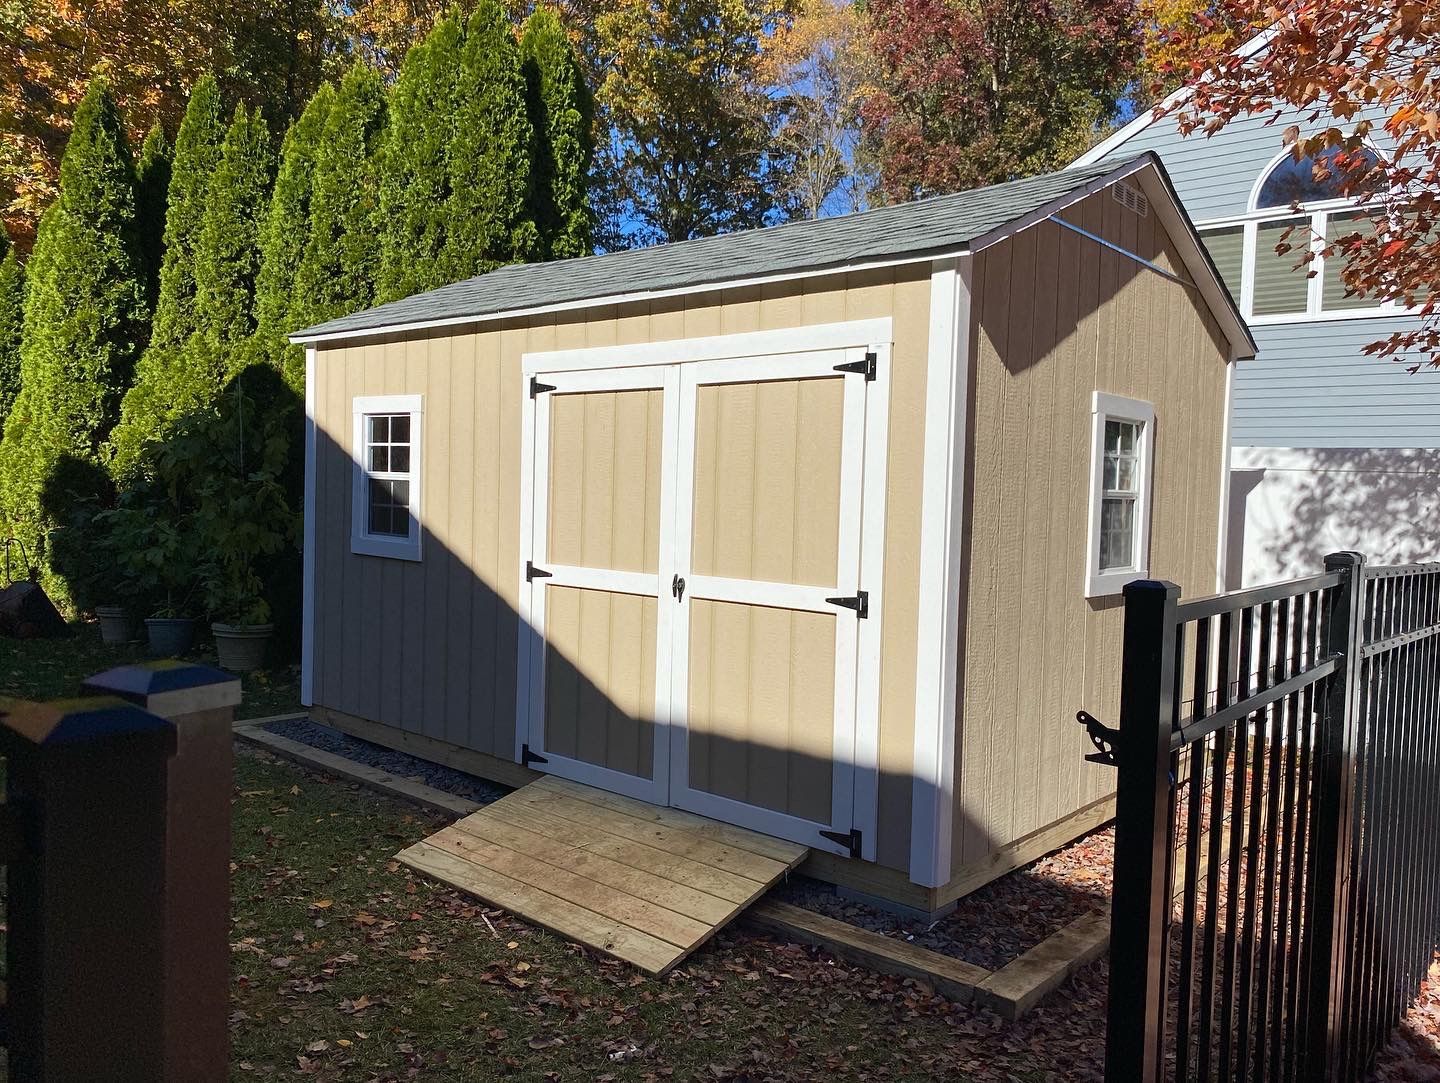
[1255,145,1382,209]
[1195,141,1389,322]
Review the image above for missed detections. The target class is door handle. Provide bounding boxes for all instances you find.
[672,574,686,601]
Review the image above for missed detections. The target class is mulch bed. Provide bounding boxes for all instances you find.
[262,718,511,807]
[774,827,1114,972]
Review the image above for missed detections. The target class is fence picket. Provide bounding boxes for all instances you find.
[1098,553,1440,1082]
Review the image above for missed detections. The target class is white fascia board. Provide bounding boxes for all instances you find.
[289,251,963,348]
[1069,24,1281,168]
[909,254,973,889]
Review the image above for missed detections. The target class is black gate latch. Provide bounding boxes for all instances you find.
[819,827,862,859]
[1076,710,1119,767]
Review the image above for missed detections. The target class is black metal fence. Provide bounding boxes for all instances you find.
[1092,552,1440,1082]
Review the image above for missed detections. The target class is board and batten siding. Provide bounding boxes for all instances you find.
[1091,102,1439,450]
[308,266,933,872]
[952,186,1231,870]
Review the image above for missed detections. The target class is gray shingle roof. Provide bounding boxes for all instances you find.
[294,155,1149,341]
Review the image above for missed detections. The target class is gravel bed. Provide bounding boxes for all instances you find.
[774,825,1114,972]
[261,718,511,807]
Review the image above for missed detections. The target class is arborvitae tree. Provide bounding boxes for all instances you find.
[254,82,335,386]
[193,104,274,348]
[135,122,171,314]
[0,78,146,583]
[522,7,595,260]
[446,2,538,273]
[0,230,23,438]
[291,63,388,333]
[149,75,225,351]
[376,11,466,303]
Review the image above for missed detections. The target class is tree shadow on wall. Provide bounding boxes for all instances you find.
[1229,448,1440,585]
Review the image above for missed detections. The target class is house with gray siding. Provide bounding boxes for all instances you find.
[1072,34,1440,587]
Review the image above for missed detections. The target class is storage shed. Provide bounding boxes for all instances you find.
[292,152,1254,918]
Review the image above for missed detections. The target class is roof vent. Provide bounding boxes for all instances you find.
[1113,182,1149,217]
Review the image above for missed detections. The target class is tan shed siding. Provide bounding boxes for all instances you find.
[309,265,931,872]
[953,187,1230,870]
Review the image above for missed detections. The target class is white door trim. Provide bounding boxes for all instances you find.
[909,256,974,889]
[520,319,893,375]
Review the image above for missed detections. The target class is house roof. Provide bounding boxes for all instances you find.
[292,152,1254,358]
[1069,26,1278,168]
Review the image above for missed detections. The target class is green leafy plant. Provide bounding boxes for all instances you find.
[96,477,201,619]
[152,364,299,625]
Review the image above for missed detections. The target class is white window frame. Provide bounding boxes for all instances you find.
[1194,141,1414,325]
[351,394,423,561]
[1086,391,1156,599]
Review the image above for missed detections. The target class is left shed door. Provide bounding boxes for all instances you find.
[520,366,679,805]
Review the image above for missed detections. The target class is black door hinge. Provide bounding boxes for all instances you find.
[1076,710,1119,767]
[833,351,876,381]
[819,827,862,859]
[825,591,869,619]
[530,376,557,398]
[526,561,553,581]
[521,743,549,766]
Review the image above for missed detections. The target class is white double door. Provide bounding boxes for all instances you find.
[520,346,879,858]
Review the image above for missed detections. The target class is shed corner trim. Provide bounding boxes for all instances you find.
[909,253,975,888]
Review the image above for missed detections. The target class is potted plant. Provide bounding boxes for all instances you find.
[186,368,299,672]
[202,561,274,672]
[98,483,201,657]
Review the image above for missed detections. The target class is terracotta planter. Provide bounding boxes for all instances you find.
[144,617,197,657]
[211,622,273,672]
[95,604,134,645]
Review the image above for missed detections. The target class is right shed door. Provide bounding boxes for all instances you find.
[666,353,868,857]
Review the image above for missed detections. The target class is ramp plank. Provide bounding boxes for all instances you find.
[398,775,810,974]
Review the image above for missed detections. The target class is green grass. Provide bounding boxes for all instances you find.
[2,628,1108,1082]
[0,619,301,719]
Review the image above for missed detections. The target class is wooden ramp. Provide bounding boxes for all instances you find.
[398,775,809,975]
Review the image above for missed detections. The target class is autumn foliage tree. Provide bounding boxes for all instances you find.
[0,0,332,249]
[593,0,800,245]
[860,0,1138,201]
[1157,1,1440,368]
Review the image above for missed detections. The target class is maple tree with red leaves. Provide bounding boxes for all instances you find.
[1159,1,1440,369]
[859,0,1138,202]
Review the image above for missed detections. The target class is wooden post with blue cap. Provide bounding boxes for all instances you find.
[0,694,176,1081]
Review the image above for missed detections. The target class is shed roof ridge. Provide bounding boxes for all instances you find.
[292,156,1142,342]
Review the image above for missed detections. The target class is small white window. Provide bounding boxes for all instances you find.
[351,394,422,561]
[1086,392,1155,598]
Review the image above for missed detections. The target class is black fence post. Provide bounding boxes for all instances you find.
[1106,578,1181,1083]
[1304,551,1366,1081]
